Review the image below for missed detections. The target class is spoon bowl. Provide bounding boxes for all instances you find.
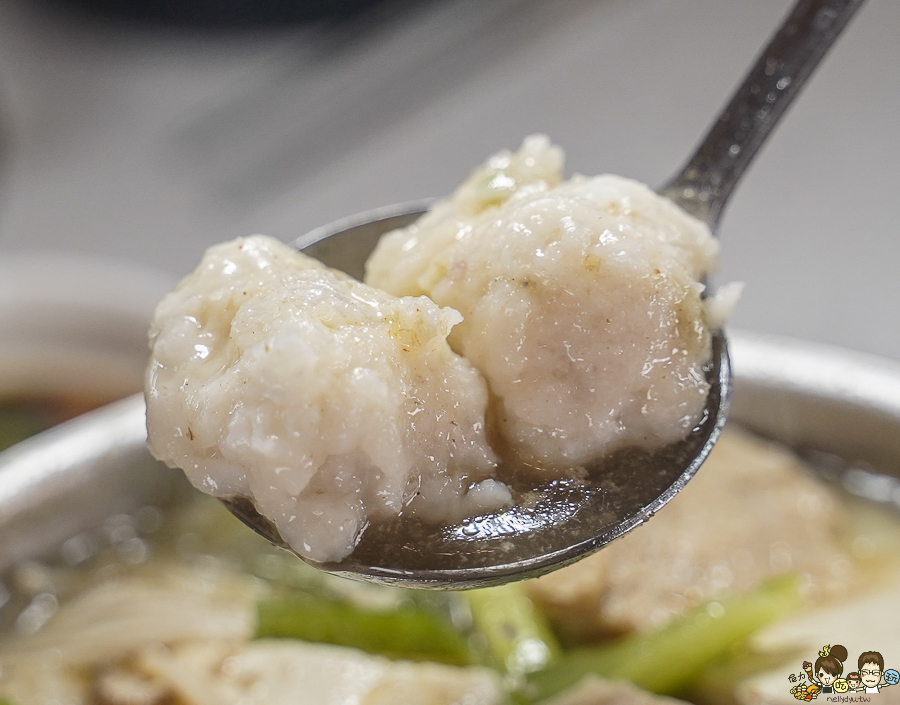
[221,0,864,588]
[221,204,730,589]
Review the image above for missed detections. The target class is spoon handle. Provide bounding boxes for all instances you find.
[661,0,866,229]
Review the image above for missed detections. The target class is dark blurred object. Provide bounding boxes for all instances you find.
[48,0,395,28]
[0,394,113,452]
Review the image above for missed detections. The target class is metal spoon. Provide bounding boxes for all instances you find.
[223,0,864,589]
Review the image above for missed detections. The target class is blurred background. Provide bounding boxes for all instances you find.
[0,0,897,366]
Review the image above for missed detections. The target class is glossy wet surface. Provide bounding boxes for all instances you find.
[225,333,727,589]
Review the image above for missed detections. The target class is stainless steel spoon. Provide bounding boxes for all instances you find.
[223,0,864,589]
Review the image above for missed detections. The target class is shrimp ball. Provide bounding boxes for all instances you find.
[146,235,506,563]
[366,136,721,468]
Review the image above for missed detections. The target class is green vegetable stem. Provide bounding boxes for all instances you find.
[255,593,474,665]
[462,582,562,678]
[527,573,802,700]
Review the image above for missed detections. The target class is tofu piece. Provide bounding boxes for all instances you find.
[366,135,719,468]
[130,639,505,705]
[543,677,693,705]
[146,235,504,563]
[526,429,852,640]
[0,564,260,705]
